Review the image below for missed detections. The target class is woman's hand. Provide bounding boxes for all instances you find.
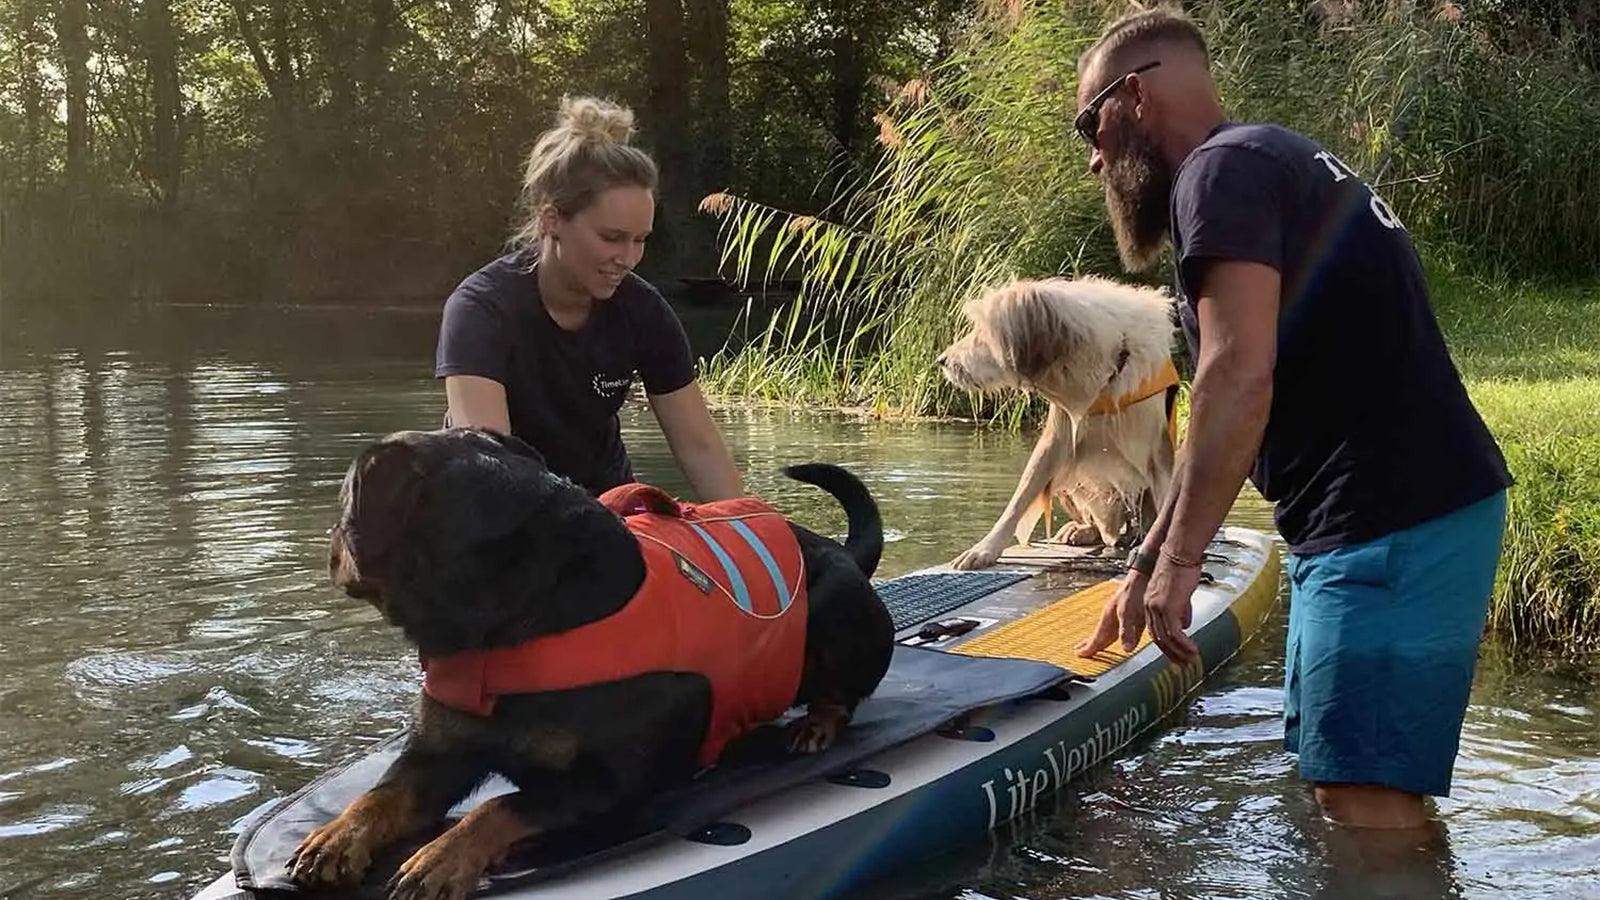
[443,375,511,435]
[648,381,744,500]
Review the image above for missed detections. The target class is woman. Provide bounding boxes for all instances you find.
[435,96,744,500]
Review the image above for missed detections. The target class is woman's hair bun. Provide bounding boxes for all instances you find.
[506,95,656,250]
[557,95,635,144]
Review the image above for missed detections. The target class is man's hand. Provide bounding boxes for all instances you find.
[1143,557,1202,665]
[1075,560,1203,663]
[1076,570,1150,657]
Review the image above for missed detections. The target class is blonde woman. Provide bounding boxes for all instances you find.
[436,96,743,500]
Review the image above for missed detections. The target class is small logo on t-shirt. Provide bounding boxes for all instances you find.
[592,370,635,399]
[672,552,715,594]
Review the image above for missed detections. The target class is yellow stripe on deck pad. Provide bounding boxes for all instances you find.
[951,579,1151,676]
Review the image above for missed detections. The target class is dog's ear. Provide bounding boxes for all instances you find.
[343,441,424,572]
[996,283,1080,381]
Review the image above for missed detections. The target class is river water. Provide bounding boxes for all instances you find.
[1,303,1596,899]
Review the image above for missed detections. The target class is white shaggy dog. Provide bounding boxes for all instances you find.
[938,276,1179,570]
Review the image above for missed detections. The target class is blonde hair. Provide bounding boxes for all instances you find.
[509,96,659,251]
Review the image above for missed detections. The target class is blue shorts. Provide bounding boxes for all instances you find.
[1283,490,1508,797]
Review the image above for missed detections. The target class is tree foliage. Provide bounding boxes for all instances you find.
[0,0,964,303]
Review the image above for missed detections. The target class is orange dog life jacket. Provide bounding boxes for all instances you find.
[421,482,809,768]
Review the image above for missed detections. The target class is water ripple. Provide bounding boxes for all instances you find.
[3,310,1598,900]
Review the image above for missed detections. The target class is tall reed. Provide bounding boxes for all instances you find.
[702,1,1600,416]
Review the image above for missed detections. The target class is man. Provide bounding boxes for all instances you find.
[1070,7,1512,830]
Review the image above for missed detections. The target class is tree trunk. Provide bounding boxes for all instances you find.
[302,0,354,133]
[4,1,45,294]
[16,0,45,214]
[230,0,301,160]
[55,0,91,221]
[362,0,398,108]
[826,14,868,205]
[644,0,697,275]
[686,0,731,193]
[147,0,182,213]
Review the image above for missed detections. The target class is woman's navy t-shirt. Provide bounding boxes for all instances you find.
[433,251,696,495]
[1168,123,1512,554]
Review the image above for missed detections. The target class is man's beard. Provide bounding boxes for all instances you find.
[1102,118,1174,273]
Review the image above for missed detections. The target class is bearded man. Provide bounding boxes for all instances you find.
[1070,7,1513,830]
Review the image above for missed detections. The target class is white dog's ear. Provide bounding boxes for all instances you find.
[994,283,1080,381]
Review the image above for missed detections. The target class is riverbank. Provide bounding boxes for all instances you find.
[1433,271,1600,650]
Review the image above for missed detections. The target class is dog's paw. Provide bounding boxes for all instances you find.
[388,836,490,900]
[786,705,850,754]
[786,718,839,754]
[287,817,377,888]
[1050,521,1103,547]
[951,537,1008,570]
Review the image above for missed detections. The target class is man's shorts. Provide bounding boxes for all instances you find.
[1283,489,1508,797]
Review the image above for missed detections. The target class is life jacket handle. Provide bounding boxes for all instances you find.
[599,482,684,519]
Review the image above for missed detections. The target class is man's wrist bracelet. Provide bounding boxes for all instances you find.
[1159,545,1204,569]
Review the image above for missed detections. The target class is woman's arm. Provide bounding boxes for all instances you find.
[444,375,512,435]
[647,381,744,501]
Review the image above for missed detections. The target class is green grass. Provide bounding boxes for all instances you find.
[1435,276,1600,383]
[1430,271,1600,651]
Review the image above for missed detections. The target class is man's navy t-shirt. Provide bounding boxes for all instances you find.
[434,251,696,495]
[1169,123,1511,554]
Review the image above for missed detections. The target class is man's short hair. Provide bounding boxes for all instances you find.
[1078,5,1210,85]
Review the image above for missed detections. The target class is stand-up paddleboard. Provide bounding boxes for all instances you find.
[191,526,1280,900]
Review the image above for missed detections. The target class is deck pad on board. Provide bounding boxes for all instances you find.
[875,570,1030,630]
[951,579,1153,677]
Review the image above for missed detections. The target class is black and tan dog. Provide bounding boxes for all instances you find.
[288,427,892,900]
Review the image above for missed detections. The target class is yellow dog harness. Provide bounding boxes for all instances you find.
[1087,358,1181,444]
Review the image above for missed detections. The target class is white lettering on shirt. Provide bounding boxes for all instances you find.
[1313,149,1404,231]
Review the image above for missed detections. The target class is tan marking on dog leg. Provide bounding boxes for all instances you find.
[1013,489,1050,546]
[388,796,538,900]
[516,728,580,770]
[1042,488,1054,544]
[788,703,852,754]
[288,784,419,888]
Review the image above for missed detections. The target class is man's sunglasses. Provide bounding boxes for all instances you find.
[1073,60,1161,148]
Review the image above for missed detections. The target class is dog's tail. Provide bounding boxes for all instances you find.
[782,463,884,578]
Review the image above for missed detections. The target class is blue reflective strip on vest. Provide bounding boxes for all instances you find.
[689,523,752,612]
[728,519,792,613]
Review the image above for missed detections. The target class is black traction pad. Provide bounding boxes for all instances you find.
[876,570,1030,631]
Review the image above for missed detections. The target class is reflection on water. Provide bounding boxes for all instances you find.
[1,304,1596,900]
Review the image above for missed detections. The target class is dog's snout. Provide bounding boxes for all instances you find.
[935,354,946,368]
